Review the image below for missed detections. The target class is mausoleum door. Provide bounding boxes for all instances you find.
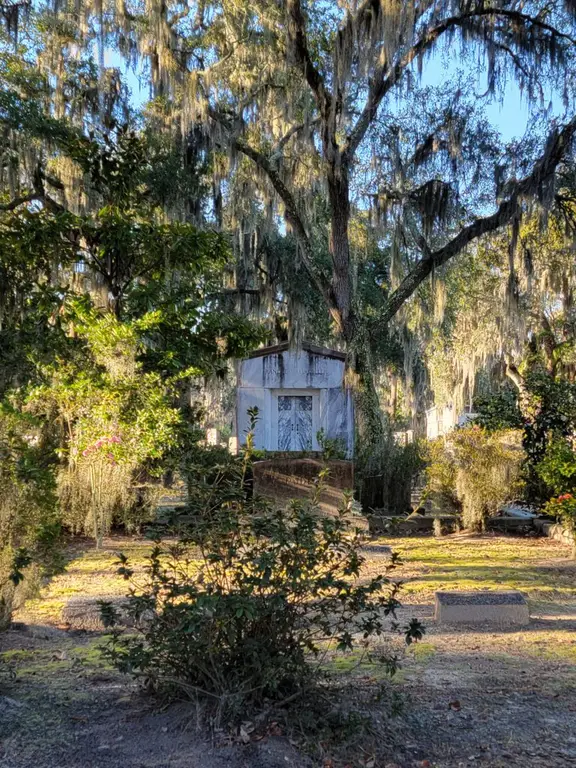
[277,395,313,451]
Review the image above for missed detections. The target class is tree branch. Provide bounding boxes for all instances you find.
[379,115,576,326]
[345,7,576,161]
[286,0,331,118]
[0,192,40,211]
[208,107,338,319]
[231,133,337,314]
[272,118,319,156]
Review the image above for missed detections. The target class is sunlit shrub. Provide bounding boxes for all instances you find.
[423,427,523,531]
[536,437,576,496]
[544,493,576,557]
[0,405,62,628]
[102,417,423,719]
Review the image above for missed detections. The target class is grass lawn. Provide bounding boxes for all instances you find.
[18,530,576,627]
[385,533,576,603]
[3,531,576,768]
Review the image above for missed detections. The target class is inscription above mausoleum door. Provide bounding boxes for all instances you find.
[278,396,313,451]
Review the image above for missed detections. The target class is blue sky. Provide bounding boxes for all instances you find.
[417,48,565,143]
[109,45,565,145]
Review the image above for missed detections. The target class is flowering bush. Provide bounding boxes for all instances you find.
[29,305,184,544]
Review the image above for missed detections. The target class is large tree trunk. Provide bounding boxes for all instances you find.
[326,163,389,508]
[326,165,353,334]
[326,161,383,438]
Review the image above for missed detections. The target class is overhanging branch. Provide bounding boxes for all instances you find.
[286,0,331,119]
[379,115,576,325]
[345,7,576,161]
[208,107,338,319]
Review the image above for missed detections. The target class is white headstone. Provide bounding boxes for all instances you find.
[206,428,219,446]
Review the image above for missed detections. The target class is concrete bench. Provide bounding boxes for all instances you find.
[435,591,529,626]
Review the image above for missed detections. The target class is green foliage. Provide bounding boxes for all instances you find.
[0,77,266,544]
[451,427,524,531]
[316,428,346,460]
[472,390,523,431]
[520,371,576,466]
[536,437,576,551]
[358,428,426,514]
[422,437,460,515]
[26,302,184,543]
[102,420,423,719]
[536,437,576,496]
[543,493,576,551]
[424,427,523,531]
[0,405,62,629]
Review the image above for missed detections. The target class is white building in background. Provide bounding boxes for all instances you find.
[236,342,354,457]
[425,404,478,440]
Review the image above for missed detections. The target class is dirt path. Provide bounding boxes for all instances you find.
[394,603,576,767]
[1,533,575,768]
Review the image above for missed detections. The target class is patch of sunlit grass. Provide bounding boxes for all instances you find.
[361,535,576,603]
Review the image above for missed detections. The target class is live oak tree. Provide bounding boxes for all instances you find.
[29,0,576,443]
[3,2,576,470]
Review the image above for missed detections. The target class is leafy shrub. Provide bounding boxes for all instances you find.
[535,437,576,496]
[472,390,523,431]
[423,427,523,531]
[519,371,576,469]
[28,302,183,544]
[451,427,523,531]
[536,437,576,556]
[422,437,460,515]
[103,421,423,719]
[543,493,576,556]
[0,405,62,629]
[316,428,347,460]
[357,430,425,513]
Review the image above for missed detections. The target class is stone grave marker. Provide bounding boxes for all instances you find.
[360,544,392,557]
[435,591,529,626]
[61,596,152,631]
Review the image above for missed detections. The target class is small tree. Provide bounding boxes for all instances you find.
[451,426,523,531]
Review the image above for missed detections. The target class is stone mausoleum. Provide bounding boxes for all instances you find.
[236,342,354,457]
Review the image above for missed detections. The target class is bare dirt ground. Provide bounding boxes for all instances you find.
[1,533,575,768]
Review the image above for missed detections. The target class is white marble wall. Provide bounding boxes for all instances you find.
[240,350,345,389]
[237,350,354,456]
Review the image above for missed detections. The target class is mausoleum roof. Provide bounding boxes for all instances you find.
[247,341,346,361]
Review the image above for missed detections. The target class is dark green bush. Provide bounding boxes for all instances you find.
[102,419,422,719]
[0,404,63,629]
[472,390,523,431]
[535,436,576,496]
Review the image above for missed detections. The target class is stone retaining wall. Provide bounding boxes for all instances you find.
[532,517,574,546]
[253,458,353,515]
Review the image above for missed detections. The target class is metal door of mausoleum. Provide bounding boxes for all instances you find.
[277,395,313,451]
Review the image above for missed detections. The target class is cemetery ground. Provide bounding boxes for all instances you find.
[1,533,575,768]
